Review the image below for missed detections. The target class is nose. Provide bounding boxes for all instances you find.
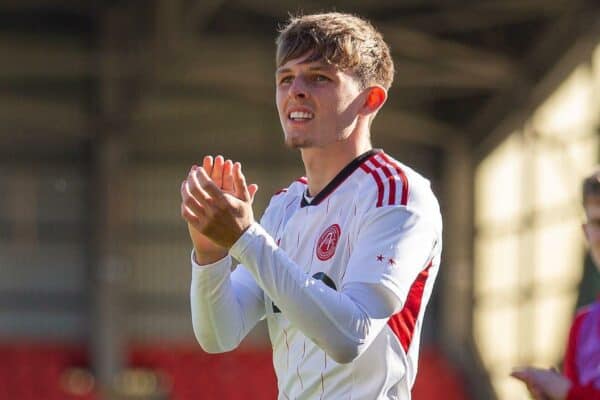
[289,77,308,99]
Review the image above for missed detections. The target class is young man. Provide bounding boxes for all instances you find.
[512,168,600,400]
[180,13,442,399]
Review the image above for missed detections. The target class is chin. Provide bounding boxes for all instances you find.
[284,141,300,149]
[284,135,312,149]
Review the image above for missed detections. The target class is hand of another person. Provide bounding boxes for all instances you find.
[511,367,571,400]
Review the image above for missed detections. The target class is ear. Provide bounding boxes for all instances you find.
[360,86,387,116]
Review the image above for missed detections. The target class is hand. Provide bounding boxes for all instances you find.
[511,367,571,400]
[181,156,230,263]
[181,156,258,262]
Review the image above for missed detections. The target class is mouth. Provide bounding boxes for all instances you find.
[288,110,314,122]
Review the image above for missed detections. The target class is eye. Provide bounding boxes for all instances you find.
[314,74,330,82]
[278,75,293,85]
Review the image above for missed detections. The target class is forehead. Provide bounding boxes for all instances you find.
[276,53,338,74]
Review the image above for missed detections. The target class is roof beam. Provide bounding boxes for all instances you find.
[156,33,518,92]
[0,0,87,11]
[0,29,516,91]
[154,0,226,52]
[375,109,460,148]
[183,0,227,31]
[0,95,84,138]
[399,0,574,33]
[0,35,90,79]
[380,24,519,87]
[468,6,600,161]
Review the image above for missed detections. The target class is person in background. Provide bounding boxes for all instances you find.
[512,167,600,400]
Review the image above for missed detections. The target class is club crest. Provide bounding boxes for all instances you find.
[316,224,341,261]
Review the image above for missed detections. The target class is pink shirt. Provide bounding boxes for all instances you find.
[565,298,600,400]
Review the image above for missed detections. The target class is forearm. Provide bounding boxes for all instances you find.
[230,223,393,364]
[190,254,263,353]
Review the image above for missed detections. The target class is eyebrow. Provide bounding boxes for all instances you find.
[276,64,334,75]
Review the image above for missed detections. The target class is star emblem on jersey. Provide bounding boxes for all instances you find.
[388,258,396,266]
[376,254,384,262]
[316,224,341,261]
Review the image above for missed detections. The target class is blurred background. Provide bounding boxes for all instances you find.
[0,1,599,399]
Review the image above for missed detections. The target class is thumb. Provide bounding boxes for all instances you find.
[248,184,259,202]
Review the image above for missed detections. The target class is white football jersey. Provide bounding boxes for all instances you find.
[255,149,443,399]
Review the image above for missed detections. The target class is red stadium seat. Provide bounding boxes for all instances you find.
[413,346,470,400]
[128,343,277,400]
[0,341,465,400]
[0,342,97,400]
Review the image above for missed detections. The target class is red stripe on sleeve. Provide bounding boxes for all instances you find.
[360,162,385,207]
[380,153,409,206]
[372,155,396,205]
[387,261,433,352]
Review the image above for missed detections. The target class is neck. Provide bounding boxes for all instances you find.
[301,132,372,197]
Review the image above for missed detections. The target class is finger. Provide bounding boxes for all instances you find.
[511,370,528,379]
[186,165,199,185]
[180,180,206,218]
[187,169,214,209]
[510,372,525,381]
[181,203,204,224]
[529,385,547,400]
[202,155,214,176]
[222,159,234,193]
[525,384,539,399]
[248,184,259,202]
[511,374,532,385]
[233,162,250,202]
[195,167,227,202]
[511,371,538,388]
[511,367,534,379]
[212,155,225,188]
[183,180,209,215]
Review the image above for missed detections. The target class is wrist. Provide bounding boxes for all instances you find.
[193,249,228,265]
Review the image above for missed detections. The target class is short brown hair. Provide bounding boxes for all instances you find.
[276,12,394,90]
[583,167,600,205]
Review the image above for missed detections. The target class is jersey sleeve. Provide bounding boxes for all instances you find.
[566,384,600,400]
[190,254,265,353]
[341,203,440,310]
[564,310,585,383]
[189,192,287,353]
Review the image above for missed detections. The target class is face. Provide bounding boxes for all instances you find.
[275,53,364,149]
[583,195,600,270]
